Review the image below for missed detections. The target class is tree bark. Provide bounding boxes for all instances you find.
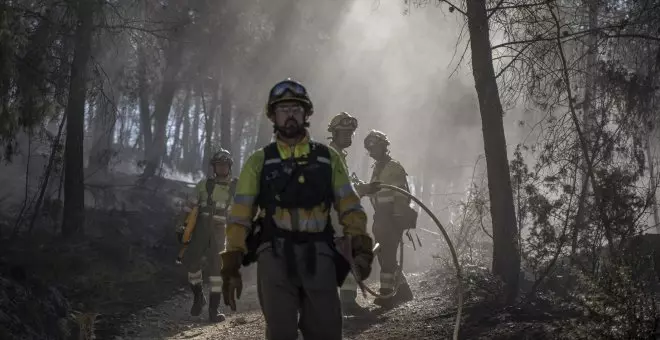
[142,42,184,177]
[62,0,94,237]
[88,92,118,173]
[188,94,201,172]
[170,87,191,166]
[466,0,520,303]
[220,83,232,151]
[137,45,152,161]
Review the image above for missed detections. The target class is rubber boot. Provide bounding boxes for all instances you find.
[208,292,226,323]
[373,288,395,308]
[393,281,414,304]
[341,290,366,316]
[190,284,206,317]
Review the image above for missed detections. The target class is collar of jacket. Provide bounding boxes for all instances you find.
[328,141,347,159]
[275,130,311,160]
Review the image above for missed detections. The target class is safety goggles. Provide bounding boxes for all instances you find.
[273,104,305,116]
[270,80,307,99]
[337,117,357,129]
[364,137,383,149]
[211,157,232,164]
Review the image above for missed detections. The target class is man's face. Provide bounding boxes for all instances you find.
[366,144,387,161]
[334,129,354,149]
[213,162,230,178]
[272,101,306,138]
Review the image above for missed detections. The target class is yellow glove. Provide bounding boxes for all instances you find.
[220,251,243,311]
[350,234,374,280]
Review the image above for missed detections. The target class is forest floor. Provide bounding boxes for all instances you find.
[118,267,582,340]
[0,169,632,340]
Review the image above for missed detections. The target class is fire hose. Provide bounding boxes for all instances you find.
[347,183,463,340]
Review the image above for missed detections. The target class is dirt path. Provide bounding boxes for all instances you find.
[119,270,459,340]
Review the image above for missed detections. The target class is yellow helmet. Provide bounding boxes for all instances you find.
[364,130,390,149]
[327,112,358,132]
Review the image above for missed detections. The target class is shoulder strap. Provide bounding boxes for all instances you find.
[205,178,215,207]
[263,142,280,164]
[229,177,238,196]
[225,177,238,207]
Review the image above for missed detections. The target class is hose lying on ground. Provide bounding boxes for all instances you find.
[348,183,463,340]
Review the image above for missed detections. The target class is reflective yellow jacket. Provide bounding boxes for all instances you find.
[225,134,368,253]
[369,157,411,215]
[181,177,234,224]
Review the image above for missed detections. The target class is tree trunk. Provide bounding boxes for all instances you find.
[188,95,201,172]
[220,83,232,151]
[88,93,117,173]
[647,133,660,232]
[466,0,520,303]
[138,45,152,161]
[170,87,191,166]
[232,108,248,167]
[181,102,192,172]
[571,0,599,261]
[142,42,184,177]
[201,81,219,167]
[62,0,94,237]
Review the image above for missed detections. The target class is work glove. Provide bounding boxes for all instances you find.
[175,225,185,244]
[355,181,382,196]
[220,251,243,311]
[350,234,374,281]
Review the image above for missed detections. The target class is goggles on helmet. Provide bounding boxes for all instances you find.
[211,153,232,164]
[341,117,357,128]
[269,80,308,99]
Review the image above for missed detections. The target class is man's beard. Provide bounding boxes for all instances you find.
[275,118,307,138]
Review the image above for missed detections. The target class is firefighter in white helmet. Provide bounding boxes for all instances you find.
[362,130,415,308]
[327,111,368,315]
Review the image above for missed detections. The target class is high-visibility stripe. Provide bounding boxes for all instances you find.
[336,183,354,198]
[264,158,281,165]
[341,275,358,291]
[209,276,223,292]
[380,272,395,289]
[317,156,331,164]
[233,194,255,206]
[188,270,203,285]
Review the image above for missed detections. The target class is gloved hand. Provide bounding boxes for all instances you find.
[220,251,243,311]
[175,225,185,244]
[355,181,382,196]
[350,234,374,280]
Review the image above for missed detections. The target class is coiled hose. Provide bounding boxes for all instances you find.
[349,183,463,340]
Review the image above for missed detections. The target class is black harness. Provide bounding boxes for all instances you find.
[243,141,350,285]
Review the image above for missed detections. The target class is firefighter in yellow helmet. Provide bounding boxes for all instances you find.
[362,130,415,308]
[176,148,237,322]
[326,111,367,315]
[220,78,375,339]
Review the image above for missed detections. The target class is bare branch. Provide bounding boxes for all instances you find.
[437,0,467,16]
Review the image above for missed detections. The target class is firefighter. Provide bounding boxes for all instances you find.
[327,111,365,315]
[220,78,375,339]
[176,149,237,322]
[362,130,414,308]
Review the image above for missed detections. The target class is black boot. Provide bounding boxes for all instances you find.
[190,284,206,317]
[341,290,366,316]
[208,292,226,323]
[394,281,414,304]
[373,288,395,308]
